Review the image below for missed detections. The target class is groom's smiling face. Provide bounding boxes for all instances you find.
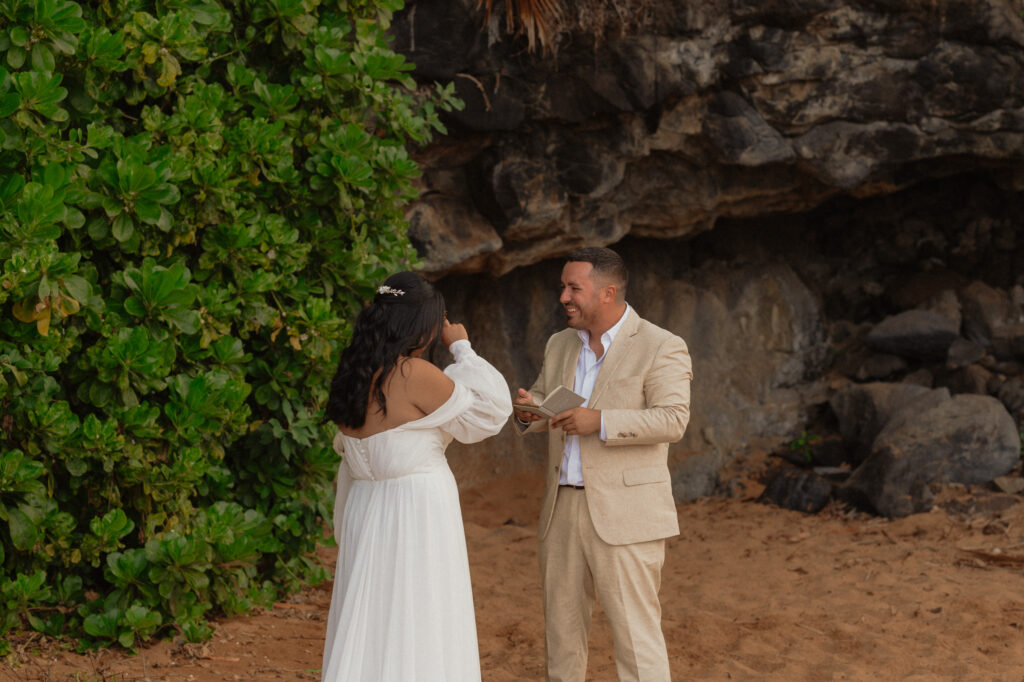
[560,261,605,331]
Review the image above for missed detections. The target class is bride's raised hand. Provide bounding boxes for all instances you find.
[442,318,468,348]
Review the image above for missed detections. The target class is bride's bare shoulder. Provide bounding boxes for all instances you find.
[399,357,454,412]
[399,357,453,387]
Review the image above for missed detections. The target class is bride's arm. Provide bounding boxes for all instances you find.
[442,339,513,443]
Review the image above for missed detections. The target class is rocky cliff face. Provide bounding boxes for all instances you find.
[436,173,1024,508]
[391,1,1024,502]
[396,0,1024,276]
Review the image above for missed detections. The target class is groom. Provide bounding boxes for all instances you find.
[515,247,693,682]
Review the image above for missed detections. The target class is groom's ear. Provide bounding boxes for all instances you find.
[601,283,617,303]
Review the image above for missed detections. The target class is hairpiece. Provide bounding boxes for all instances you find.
[377,285,405,296]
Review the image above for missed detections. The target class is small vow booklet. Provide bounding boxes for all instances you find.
[515,385,585,417]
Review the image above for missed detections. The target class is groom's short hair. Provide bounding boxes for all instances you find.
[566,247,628,302]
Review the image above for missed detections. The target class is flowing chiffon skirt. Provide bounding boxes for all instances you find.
[321,340,512,681]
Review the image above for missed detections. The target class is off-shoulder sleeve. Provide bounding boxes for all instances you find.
[331,431,352,545]
[440,339,513,443]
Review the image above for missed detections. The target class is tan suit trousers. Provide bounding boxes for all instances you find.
[538,487,671,682]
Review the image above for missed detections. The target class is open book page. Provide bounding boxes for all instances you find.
[515,385,585,417]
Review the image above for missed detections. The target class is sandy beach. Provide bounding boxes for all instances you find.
[5,463,1024,681]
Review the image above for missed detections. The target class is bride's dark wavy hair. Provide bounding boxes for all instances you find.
[324,272,446,428]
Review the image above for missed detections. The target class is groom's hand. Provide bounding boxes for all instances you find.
[513,388,542,422]
[550,407,600,436]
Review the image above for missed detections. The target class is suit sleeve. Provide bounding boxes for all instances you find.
[601,334,692,446]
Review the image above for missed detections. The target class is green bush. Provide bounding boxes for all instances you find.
[0,0,460,653]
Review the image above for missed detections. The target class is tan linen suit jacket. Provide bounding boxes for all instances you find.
[522,308,693,546]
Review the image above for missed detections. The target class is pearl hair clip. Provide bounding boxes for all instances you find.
[377,285,405,296]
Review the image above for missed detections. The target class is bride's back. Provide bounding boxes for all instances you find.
[338,357,454,440]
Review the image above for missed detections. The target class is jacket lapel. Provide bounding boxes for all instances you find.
[589,308,640,406]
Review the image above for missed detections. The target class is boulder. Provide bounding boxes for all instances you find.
[758,467,834,514]
[841,394,1020,517]
[901,368,934,388]
[671,450,722,502]
[887,274,966,318]
[947,338,987,367]
[807,436,848,469]
[854,353,908,381]
[960,280,1021,347]
[934,364,994,396]
[995,377,1024,422]
[829,383,948,466]
[865,309,960,360]
[991,323,1024,360]
[921,289,964,332]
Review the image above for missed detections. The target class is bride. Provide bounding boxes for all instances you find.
[320,271,512,681]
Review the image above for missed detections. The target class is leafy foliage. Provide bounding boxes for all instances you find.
[0,0,460,651]
[788,430,821,464]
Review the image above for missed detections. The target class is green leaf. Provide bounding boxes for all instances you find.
[8,507,38,551]
[135,199,161,224]
[123,296,146,317]
[139,183,179,205]
[43,163,66,187]
[0,173,24,203]
[9,182,64,241]
[87,381,113,406]
[106,549,149,584]
[83,611,118,639]
[112,212,134,241]
[9,26,30,47]
[89,508,134,543]
[86,216,108,239]
[31,43,55,72]
[49,1,87,34]
[5,47,25,70]
[163,307,199,334]
[62,275,90,303]
[86,123,115,149]
[124,604,161,634]
[13,71,68,120]
[65,458,88,476]
[0,92,20,117]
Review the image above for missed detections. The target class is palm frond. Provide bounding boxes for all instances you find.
[476,0,563,54]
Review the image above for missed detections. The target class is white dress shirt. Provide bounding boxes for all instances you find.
[559,305,631,486]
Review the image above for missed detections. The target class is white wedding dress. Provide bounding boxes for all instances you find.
[321,340,512,681]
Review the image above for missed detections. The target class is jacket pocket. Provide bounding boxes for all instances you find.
[623,466,669,486]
